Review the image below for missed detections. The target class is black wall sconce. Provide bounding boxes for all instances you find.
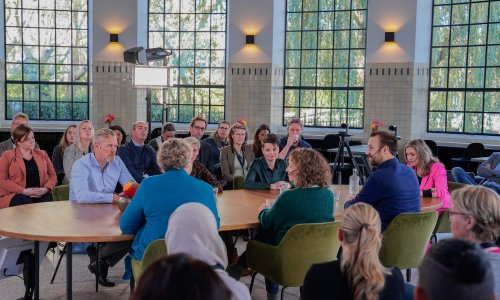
[385,32,395,43]
[110,33,119,44]
[246,35,255,45]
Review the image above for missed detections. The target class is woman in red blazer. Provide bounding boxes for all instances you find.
[405,139,450,211]
[0,124,57,208]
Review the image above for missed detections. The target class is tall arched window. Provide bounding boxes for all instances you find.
[428,0,499,135]
[148,0,227,123]
[283,0,367,128]
[4,0,89,120]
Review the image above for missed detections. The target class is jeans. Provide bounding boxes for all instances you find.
[451,167,477,185]
[452,167,500,194]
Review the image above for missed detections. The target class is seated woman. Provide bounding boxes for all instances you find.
[0,125,57,208]
[449,185,500,298]
[240,148,334,297]
[303,203,404,300]
[109,125,127,146]
[184,137,222,192]
[203,121,230,167]
[51,124,76,185]
[244,133,288,190]
[220,123,254,186]
[120,138,219,262]
[130,253,232,300]
[165,203,251,300]
[251,124,270,158]
[63,120,94,183]
[404,139,450,211]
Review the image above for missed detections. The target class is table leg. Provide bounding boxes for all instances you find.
[96,243,99,292]
[34,241,39,300]
[66,242,72,300]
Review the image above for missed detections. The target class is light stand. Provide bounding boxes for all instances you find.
[389,125,401,160]
[331,124,365,185]
[124,47,172,140]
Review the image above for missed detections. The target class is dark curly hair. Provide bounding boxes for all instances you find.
[289,148,331,188]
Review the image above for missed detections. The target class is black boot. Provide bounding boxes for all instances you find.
[88,260,115,287]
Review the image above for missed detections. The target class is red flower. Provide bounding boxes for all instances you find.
[104,113,115,125]
[119,181,139,198]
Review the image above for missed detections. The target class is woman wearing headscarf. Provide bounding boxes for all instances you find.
[166,203,251,300]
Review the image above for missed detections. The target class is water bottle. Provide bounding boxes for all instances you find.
[349,169,360,196]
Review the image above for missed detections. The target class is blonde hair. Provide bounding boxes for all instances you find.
[183,137,201,149]
[288,148,331,188]
[451,185,500,242]
[157,138,192,172]
[341,203,390,300]
[404,139,439,176]
[74,120,94,153]
[228,123,248,146]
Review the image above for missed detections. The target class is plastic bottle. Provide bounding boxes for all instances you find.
[349,169,360,196]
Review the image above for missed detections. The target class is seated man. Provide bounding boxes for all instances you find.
[70,128,134,287]
[344,131,420,231]
[278,118,311,160]
[0,112,39,156]
[414,238,496,300]
[452,152,500,194]
[118,121,161,183]
[148,122,176,152]
[244,133,288,190]
[189,116,215,174]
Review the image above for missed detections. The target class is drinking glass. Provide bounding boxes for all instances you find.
[212,187,219,202]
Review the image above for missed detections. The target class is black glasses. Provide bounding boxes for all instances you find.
[448,211,468,219]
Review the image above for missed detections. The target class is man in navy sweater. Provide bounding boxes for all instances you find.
[344,131,420,231]
[117,121,161,183]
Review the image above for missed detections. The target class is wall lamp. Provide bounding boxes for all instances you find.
[110,33,119,44]
[246,35,255,45]
[385,32,395,43]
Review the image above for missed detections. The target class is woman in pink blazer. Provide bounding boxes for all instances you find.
[0,125,57,208]
[405,139,450,211]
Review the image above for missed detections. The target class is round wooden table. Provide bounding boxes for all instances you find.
[0,201,133,300]
[218,185,443,231]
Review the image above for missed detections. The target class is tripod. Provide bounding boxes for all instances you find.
[331,132,366,185]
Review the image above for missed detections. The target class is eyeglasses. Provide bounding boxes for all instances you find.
[192,126,206,131]
[448,211,468,219]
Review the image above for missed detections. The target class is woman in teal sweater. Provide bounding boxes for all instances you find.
[250,148,334,297]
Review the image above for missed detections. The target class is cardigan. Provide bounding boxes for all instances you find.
[303,260,404,300]
[63,143,90,183]
[220,144,255,182]
[258,187,334,245]
[120,169,219,260]
[345,158,421,231]
[0,148,57,208]
[408,162,450,210]
[203,134,229,166]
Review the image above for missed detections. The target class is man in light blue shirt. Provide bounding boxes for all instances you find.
[69,128,133,287]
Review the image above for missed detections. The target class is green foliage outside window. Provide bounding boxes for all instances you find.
[148,0,226,123]
[4,0,89,120]
[429,0,499,135]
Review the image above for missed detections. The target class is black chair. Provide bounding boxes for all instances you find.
[424,140,439,157]
[318,134,340,162]
[451,143,484,171]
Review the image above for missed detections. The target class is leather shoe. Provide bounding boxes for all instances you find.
[88,260,115,287]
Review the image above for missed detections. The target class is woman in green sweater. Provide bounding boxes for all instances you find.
[254,148,335,298]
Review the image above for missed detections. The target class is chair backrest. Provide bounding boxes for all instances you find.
[447,181,468,192]
[320,134,340,150]
[463,143,484,159]
[433,210,451,234]
[424,140,439,157]
[141,239,168,272]
[52,185,70,201]
[233,176,244,190]
[271,221,341,286]
[379,210,438,270]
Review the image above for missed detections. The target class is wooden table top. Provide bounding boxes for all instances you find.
[218,185,442,231]
[0,186,442,239]
[0,201,134,242]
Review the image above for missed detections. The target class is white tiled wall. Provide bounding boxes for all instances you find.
[364,62,429,149]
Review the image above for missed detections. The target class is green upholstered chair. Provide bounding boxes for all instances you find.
[247,221,342,299]
[447,181,468,192]
[52,184,70,201]
[131,239,168,287]
[233,176,245,190]
[431,210,451,244]
[379,210,438,282]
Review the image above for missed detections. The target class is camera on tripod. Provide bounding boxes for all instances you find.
[338,123,350,137]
